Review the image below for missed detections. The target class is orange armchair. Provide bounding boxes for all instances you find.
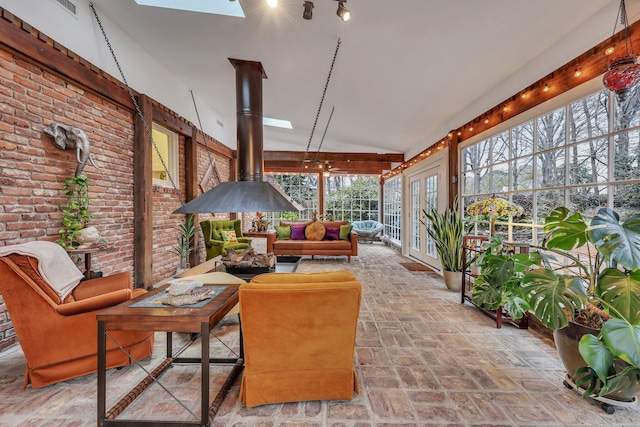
[239,271,361,408]
[0,248,154,389]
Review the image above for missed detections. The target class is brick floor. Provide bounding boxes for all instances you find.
[1,242,639,426]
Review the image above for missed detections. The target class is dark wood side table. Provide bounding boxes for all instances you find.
[66,246,114,280]
[97,282,242,426]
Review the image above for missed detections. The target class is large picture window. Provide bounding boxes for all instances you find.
[462,87,640,243]
[325,176,379,222]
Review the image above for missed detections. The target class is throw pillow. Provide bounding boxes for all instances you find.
[305,221,326,241]
[221,230,238,242]
[290,225,307,240]
[324,227,340,241]
[275,225,291,240]
[339,224,353,240]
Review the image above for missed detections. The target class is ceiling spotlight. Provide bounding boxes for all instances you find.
[336,0,351,22]
[267,0,277,7]
[303,1,314,20]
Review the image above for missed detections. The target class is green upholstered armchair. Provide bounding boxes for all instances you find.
[200,219,253,260]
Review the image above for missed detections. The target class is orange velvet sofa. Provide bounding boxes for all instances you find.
[0,253,154,389]
[266,220,358,262]
[238,270,361,408]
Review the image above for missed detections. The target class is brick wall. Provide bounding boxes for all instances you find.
[0,48,231,352]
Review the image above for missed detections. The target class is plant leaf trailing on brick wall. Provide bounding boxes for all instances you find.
[57,175,92,250]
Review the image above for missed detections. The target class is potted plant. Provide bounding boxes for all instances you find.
[173,215,195,273]
[57,174,93,250]
[521,206,640,405]
[422,196,472,290]
[470,235,540,325]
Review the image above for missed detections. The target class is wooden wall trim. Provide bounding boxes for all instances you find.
[0,8,134,110]
[134,95,154,290]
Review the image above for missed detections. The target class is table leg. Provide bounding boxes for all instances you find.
[97,320,106,426]
[201,322,209,426]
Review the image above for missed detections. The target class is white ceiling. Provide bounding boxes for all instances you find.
[85,0,640,158]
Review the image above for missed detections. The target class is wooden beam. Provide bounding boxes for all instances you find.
[133,95,154,290]
[0,9,134,110]
[263,151,404,163]
[152,105,194,137]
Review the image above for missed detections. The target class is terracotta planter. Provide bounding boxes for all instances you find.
[442,270,462,291]
[554,321,640,403]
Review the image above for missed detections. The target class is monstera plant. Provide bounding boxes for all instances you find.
[521,206,640,401]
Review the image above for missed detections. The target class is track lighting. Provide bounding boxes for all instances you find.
[303,1,313,20]
[336,0,351,22]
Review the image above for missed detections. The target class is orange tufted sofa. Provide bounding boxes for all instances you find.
[266,220,358,262]
[0,253,154,389]
[238,270,361,408]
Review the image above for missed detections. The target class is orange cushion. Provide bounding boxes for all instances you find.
[221,230,238,242]
[305,222,326,241]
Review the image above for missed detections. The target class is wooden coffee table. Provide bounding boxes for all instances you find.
[96,281,242,426]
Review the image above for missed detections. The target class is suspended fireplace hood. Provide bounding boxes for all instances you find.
[174,59,301,214]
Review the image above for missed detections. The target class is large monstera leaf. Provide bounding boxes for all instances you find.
[597,268,640,324]
[544,207,588,251]
[521,269,588,330]
[590,208,640,271]
[601,318,640,368]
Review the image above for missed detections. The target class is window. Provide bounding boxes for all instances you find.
[383,176,402,242]
[461,86,640,243]
[325,176,379,221]
[265,174,318,223]
[151,123,179,188]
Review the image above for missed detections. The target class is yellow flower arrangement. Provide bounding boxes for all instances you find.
[466,197,523,218]
[466,197,523,236]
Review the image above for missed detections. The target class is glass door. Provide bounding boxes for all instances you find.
[405,152,447,269]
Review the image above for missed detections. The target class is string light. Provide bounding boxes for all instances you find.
[574,69,582,77]
[543,84,549,92]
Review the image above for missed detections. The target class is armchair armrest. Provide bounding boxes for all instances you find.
[238,237,252,244]
[71,271,131,300]
[205,239,225,248]
[266,231,277,253]
[55,289,133,316]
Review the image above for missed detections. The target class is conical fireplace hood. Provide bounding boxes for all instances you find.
[174,59,301,214]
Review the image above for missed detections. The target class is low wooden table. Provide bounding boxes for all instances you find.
[97,275,242,426]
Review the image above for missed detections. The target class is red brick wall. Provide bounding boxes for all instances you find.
[0,50,137,349]
[0,49,231,351]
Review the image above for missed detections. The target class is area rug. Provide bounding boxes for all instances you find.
[400,262,434,272]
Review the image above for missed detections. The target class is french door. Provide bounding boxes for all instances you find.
[406,154,447,269]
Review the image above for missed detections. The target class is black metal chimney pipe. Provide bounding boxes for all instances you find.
[173,59,301,214]
[231,58,266,182]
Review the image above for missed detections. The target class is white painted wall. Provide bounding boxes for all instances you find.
[0,0,234,146]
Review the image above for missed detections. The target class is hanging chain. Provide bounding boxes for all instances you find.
[190,90,220,189]
[89,3,185,205]
[298,38,342,177]
[610,0,635,57]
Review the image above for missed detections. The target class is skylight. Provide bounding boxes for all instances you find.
[263,117,292,129]
[134,0,245,18]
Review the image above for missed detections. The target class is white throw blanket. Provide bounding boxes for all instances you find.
[0,241,84,300]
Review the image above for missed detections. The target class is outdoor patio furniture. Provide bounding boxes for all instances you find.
[351,220,384,243]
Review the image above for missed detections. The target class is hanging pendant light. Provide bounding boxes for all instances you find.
[603,0,640,101]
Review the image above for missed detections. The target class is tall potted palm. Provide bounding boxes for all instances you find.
[521,206,640,407]
[422,197,471,290]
